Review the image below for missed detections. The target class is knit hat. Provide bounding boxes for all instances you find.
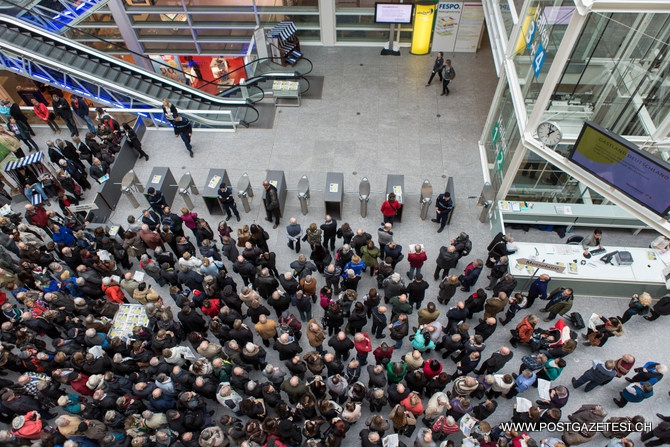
[86,374,103,390]
[58,395,70,406]
[11,416,25,430]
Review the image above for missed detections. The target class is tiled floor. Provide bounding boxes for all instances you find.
[21,41,670,446]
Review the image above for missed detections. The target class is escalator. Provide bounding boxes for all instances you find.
[0,13,260,127]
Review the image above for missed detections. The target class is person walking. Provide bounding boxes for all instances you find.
[441,59,456,96]
[431,191,454,233]
[173,116,193,157]
[51,94,79,137]
[122,122,149,160]
[70,95,97,133]
[571,359,617,392]
[262,180,281,229]
[31,98,60,133]
[6,117,38,153]
[217,182,241,222]
[426,52,445,86]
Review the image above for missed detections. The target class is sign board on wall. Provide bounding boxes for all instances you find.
[454,2,484,52]
[432,1,463,52]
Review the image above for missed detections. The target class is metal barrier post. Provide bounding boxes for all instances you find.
[237,173,254,213]
[359,177,370,218]
[478,182,495,223]
[419,179,433,220]
[297,175,310,216]
[178,172,198,209]
[121,171,142,208]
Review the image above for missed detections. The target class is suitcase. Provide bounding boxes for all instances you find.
[569,312,585,329]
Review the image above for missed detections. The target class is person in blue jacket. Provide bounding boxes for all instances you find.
[613,382,653,408]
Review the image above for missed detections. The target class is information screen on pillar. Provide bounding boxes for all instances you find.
[569,121,670,216]
[375,3,414,24]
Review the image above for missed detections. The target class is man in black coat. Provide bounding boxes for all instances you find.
[645,294,670,321]
[320,215,337,251]
[262,180,281,229]
[178,305,207,334]
[273,333,302,361]
[328,331,354,362]
[173,116,193,157]
[52,94,79,137]
[232,256,256,287]
[474,346,513,375]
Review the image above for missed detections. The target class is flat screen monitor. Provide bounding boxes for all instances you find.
[569,121,670,217]
[375,2,414,24]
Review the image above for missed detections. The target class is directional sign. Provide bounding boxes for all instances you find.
[516,258,566,273]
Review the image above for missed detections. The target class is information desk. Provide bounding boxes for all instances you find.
[145,167,177,208]
[507,242,669,297]
[498,201,650,234]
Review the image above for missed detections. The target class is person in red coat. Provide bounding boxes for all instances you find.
[10,411,43,440]
[101,277,125,304]
[423,359,443,381]
[510,314,539,348]
[354,332,373,365]
[200,299,221,318]
[380,193,402,225]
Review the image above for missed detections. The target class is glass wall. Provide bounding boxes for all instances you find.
[547,12,670,143]
[513,0,575,102]
[335,0,412,44]
[482,75,522,192]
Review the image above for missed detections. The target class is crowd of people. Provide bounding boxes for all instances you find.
[0,188,669,447]
[1,98,670,447]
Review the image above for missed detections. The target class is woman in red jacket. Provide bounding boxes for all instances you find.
[380,193,402,225]
[31,98,60,133]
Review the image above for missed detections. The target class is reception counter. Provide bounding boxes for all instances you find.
[507,242,669,297]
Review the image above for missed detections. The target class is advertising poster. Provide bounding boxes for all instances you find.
[432,1,463,52]
[411,2,438,55]
[455,2,484,52]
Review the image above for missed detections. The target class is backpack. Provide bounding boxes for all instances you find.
[279,314,302,333]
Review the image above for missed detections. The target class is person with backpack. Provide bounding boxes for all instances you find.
[441,59,456,96]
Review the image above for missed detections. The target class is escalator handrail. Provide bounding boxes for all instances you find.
[0,13,251,108]
[205,56,314,91]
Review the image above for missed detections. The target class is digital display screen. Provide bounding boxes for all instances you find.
[375,3,414,24]
[569,121,670,216]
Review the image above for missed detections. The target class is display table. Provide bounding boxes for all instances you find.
[507,242,669,297]
[272,80,300,107]
[109,304,150,341]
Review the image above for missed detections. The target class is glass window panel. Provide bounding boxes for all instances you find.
[549,12,670,138]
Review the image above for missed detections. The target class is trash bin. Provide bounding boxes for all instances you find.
[385,174,405,222]
[144,167,177,209]
[297,175,310,215]
[324,172,344,220]
[263,170,287,218]
[201,169,231,215]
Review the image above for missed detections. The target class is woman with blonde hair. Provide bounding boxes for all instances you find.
[619,292,653,323]
[161,98,178,124]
